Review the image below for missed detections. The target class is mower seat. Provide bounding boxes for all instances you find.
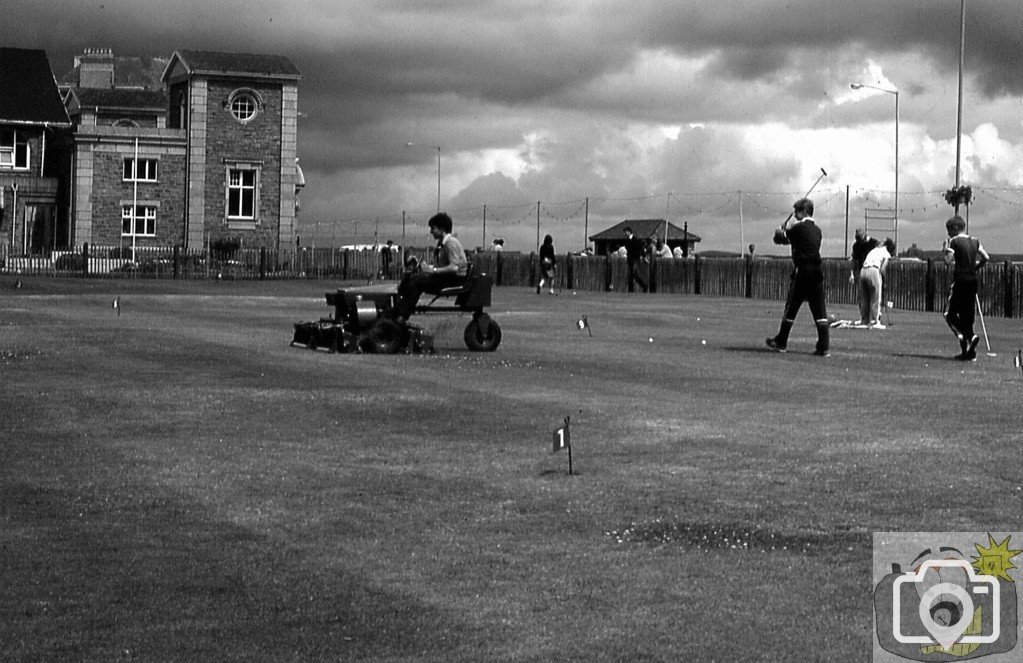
[430,263,474,298]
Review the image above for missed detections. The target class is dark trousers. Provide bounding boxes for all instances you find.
[627,259,648,293]
[395,271,463,319]
[773,269,829,351]
[945,279,978,341]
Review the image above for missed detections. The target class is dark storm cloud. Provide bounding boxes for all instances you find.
[4,1,1022,251]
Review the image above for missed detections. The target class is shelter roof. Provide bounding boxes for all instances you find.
[589,219,701,242]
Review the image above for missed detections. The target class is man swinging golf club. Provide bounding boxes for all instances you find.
[942,215,989,361]
[766,197,830,356]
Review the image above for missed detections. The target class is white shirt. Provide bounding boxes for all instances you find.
[862,245,890,270]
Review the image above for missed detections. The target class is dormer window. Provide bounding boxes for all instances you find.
[227,89,261,124]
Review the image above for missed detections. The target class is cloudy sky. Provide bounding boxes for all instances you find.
[6,0,1023,255]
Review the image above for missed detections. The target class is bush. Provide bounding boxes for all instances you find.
[55,253,85,271]
[106,246,134,259]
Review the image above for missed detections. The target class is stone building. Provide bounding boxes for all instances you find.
[61,48,302,252]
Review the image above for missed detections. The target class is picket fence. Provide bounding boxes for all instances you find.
[2,244,1021,318]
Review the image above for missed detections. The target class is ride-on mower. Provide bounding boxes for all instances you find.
[291,263,502,354]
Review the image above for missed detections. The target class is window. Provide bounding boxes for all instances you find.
[121,204,157,236]
[123,158,158,182]
[0,129,30,169]
[229,91,259,123]
[227,166,258,220]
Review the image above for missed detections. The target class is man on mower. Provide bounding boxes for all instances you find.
[390,212,468,322]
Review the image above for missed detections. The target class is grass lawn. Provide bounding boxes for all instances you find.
[2,275,1021,662]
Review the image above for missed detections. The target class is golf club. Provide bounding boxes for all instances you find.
[975,294,995,356]
[781,168,828,227]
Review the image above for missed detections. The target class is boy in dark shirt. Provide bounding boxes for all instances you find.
[942,215,989,361]
[766,197,830,356]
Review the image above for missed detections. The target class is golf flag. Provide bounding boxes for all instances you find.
[553,420,570,453]
[577,315,591,336]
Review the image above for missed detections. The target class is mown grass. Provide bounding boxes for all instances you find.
[1,275,1021,662]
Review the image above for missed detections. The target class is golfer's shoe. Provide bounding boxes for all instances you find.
[765,337,787,353]
[814,348,831,357]
[871,322,886,330]
[968,335,980,356]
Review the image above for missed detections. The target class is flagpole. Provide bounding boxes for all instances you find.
[132,137,139,264]
[566,416,572,475]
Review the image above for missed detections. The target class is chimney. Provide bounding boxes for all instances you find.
[77,48,114,88]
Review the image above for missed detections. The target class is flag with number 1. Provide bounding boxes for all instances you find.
[553,422,570,453]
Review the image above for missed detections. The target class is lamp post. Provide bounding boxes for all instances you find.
[406,142,441,212]
[851,83,900,237]
[954,0,966,218]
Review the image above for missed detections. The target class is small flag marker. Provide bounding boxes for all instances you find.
[112,297,120,316]
[1015,349,1021,372]
[552,416,573,475]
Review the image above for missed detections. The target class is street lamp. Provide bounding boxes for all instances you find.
[851,83,900,242]
[406,142,441,213]
[955,0,967,218]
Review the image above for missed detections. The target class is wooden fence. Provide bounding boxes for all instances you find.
[3,244,1021,318]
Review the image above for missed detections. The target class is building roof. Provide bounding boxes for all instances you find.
[58,52,169,91]
[589,219,701,242]
[0,48,71,125]
[67,87,168,112]
[164,50,302,82]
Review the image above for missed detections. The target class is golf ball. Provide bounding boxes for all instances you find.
[648,337,654,343]
[701,339,707,345]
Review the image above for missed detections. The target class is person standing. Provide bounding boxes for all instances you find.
[860,238,895,328]
[766,198,830,356]
[942,215,989,361]
[380,239,395,278]
[537,234,557,294]
[623,226,648,293]
[850,228,879,325]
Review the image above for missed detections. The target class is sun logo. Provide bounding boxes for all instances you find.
[971,534,1022,583]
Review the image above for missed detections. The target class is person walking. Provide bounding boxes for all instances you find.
[537,234,557,294]
[766,197,830,356]
[623,226,648,293]
[942,215,989,361]
[850,228,879,325]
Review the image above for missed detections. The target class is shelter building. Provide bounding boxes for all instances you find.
[589,219,701,257]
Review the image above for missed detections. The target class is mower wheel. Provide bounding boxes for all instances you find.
[463,314,502,352]
[359,318,407,354]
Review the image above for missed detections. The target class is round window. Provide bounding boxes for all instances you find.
[230,92,259,122]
